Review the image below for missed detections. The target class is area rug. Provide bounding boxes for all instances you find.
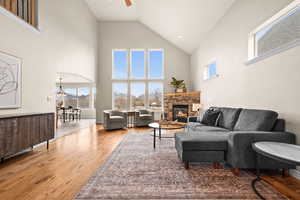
[75,133,287,199]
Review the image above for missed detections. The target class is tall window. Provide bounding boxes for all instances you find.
[149,50,164,79]
[131,82,145,109]
[78,88,90,109]
[131,49,145,79]
[93,88,97,108]
[112,82,128,111]
[57,87,95,109]
[112,49,164,111]
[64,88,77,108]
[148,82,163,111]
[113,50,128,79]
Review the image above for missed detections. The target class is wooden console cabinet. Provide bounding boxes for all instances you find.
[0,113,55,162]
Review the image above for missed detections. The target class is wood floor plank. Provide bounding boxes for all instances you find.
[0,125,299,200]
[262,175,300,200]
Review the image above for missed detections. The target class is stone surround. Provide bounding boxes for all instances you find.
[163,91,201,121]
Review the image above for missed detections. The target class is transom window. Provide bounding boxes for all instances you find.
[248,1,300,64]
[112,49,164,111]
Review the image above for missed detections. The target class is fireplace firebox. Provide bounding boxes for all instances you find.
[173,105,189,123]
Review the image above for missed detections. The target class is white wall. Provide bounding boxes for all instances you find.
[96,22,190,123]
[191,0,300,143]
[0,0,98,115]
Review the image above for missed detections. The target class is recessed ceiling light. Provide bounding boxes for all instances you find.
[177,35,183,39]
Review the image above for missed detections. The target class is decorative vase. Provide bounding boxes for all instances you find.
[176,88,184,93]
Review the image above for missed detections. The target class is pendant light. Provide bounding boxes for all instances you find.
[56,77,67,97]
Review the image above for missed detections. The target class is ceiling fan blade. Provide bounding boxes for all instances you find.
[124,0,132,7]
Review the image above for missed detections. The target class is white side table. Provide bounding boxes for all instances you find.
[252,142,300,200]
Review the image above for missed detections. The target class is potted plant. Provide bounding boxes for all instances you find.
[170,77,186,93]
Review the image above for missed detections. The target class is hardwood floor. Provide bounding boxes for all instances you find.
[0,125,141,200]
[0,124,299,200]
[262,175,300,200]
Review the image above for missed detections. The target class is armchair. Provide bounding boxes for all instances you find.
[103,110,127,130]
[134,109,154,127]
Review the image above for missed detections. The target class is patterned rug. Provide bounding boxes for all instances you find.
[75,133,287,199]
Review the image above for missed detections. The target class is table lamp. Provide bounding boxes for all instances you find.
[192,104,203,115]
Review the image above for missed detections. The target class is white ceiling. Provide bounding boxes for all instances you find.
[85,0,236,54]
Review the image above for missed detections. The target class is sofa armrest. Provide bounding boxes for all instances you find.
[103,111,110,128]
[227,131,296,169]
[122,111,128,122]
[188,116,198,122]
[134,111,140,120]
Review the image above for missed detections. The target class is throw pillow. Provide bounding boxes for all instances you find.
[196,110,205,122]
[201,109,220,126]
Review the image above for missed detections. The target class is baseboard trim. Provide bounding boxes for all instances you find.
[289,169,300,180]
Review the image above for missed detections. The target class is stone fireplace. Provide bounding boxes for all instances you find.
[164,91,201,122]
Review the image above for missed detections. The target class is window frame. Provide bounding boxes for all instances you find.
[247,0,300,65]
[77,87,91,109]
[112,49,164,111]
[63,87,78,108]
[130,81,146,110]
[57,86,96,110]
[148,81,164,111]
[130,49,146,80]
[203,60,218,81]
[112,81,129,111]
[112,49,129,80]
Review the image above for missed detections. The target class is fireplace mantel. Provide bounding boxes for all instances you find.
[164,91,201,96]
[164,91,201,121]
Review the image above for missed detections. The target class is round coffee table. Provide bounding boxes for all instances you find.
[149,121,185,149]
[252,142,300,200]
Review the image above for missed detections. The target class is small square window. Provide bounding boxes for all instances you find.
[204,61,218,80]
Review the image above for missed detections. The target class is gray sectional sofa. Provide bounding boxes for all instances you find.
[175,107,296,173]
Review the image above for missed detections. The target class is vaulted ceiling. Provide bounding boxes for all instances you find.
[85,0,236,54]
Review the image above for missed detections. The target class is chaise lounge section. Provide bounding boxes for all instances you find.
[175,107,296,173]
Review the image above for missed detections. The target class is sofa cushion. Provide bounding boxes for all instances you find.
[139,109,149,115]
[212,107,242,130]
[185,122,205,131]
[175,131,228,151]
[109,116,124,123]
[189,125,229,132]
[139,114,152,119]
[272,119,286,132]
[201,109,220,126]
[233,109,278,131]
[110,110,122,117]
